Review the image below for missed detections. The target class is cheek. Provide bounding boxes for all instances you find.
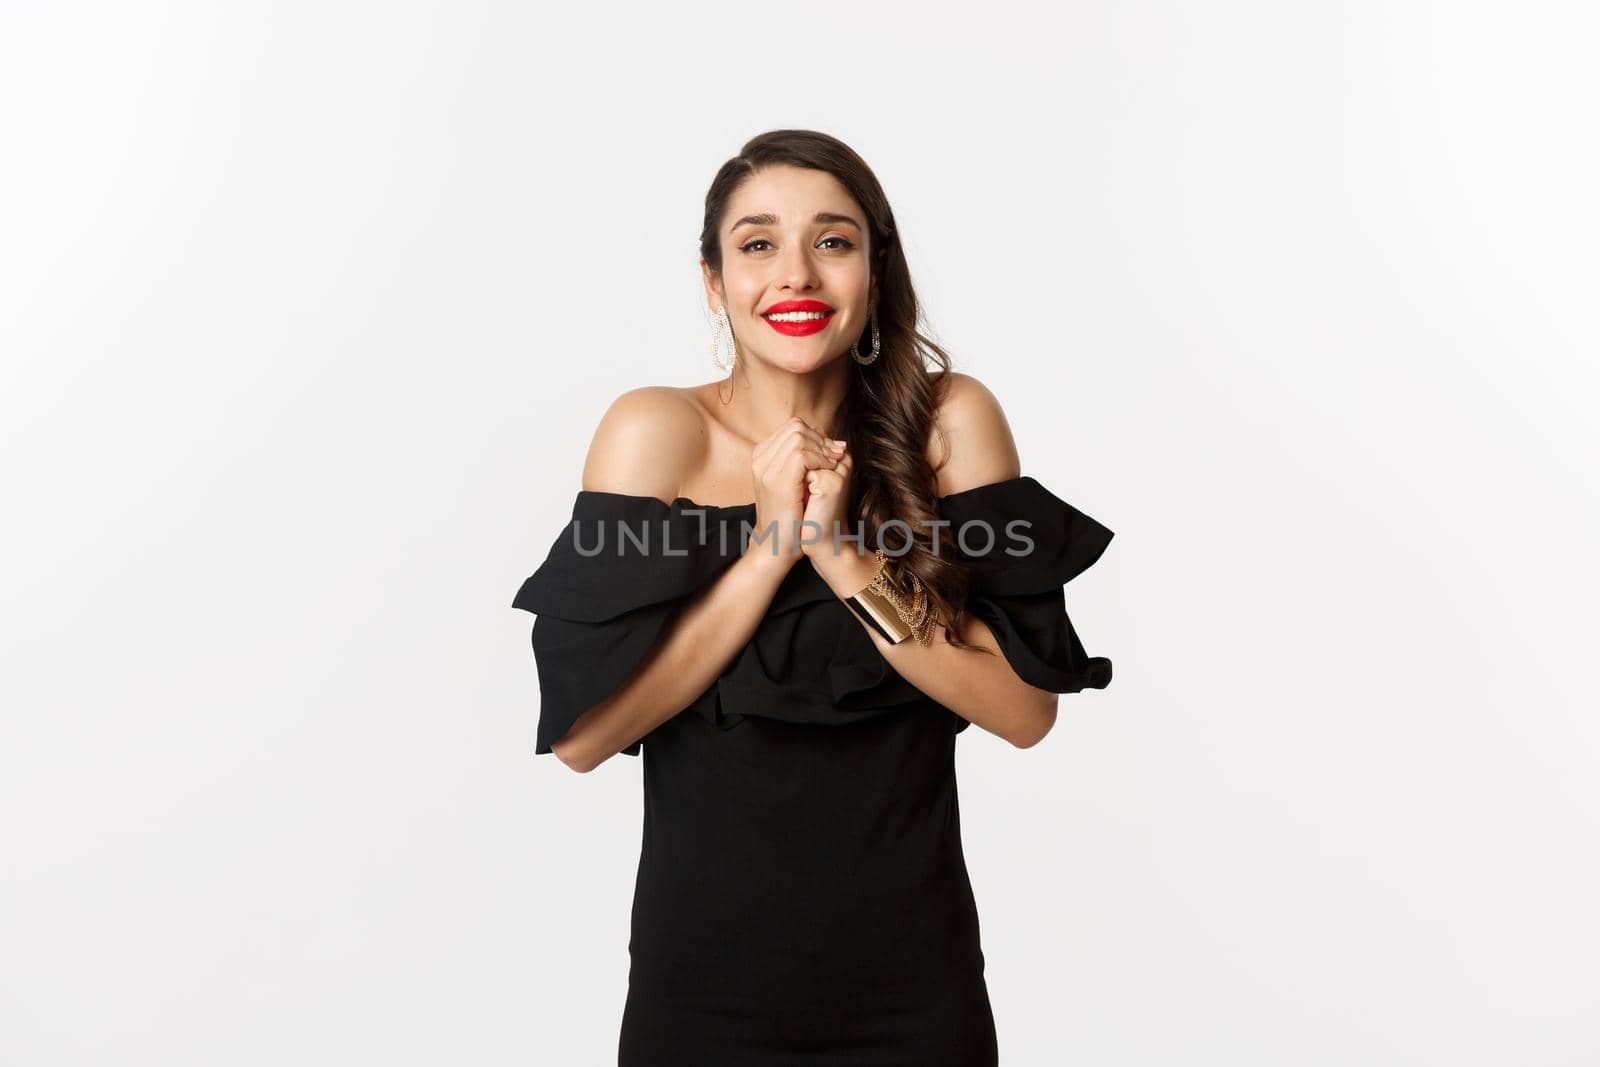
[722,269,763,305]
[828,262,871,295]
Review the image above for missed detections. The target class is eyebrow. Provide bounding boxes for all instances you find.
[728,211,863,234]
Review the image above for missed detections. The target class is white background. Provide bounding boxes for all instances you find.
[3,2,1597,1064]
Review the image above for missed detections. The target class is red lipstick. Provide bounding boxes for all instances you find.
[760,299,836,337]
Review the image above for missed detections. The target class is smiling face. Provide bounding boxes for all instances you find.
[703,164,876,374]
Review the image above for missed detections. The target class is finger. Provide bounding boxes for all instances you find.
[752,416,804,470]
[805,447,843,470]
[769,449,837,491]
[755,420,846,490]
[790,448,842,476]
[807,468,844,495]
[756,428,812,480]
[784,447,841,475]
[784,424,835,463]
[784,417,841,456]
[801,458,845,492]
[761,416,819,455]
[752,425,819,489]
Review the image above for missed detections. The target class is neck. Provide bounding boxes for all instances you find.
[717,356,851,442]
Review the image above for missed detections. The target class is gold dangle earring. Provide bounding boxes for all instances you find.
[851,307,881,365]
[710,307,738,373]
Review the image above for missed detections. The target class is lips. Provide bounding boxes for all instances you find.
[760,298,836,338]
[762,309,833,337]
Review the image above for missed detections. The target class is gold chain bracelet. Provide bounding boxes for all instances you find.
[845,549,938,646]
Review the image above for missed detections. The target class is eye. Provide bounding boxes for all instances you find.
[737,236,856,254]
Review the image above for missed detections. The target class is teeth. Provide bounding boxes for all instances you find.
[765,311,831,322]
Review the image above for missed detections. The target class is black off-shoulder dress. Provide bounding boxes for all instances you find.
[512,476,1114,1066]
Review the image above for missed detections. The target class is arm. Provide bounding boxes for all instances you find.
[867,604,1059,748]
[813,373,1059,749]
[552,548,793,772]
[548,389,797,772]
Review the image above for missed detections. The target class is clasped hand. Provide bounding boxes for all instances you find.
[748,417,875,593]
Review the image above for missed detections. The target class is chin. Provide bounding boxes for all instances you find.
[783,353,844,374]
[748,347,836,375]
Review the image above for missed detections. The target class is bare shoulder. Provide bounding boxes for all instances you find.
[928,371,1023,497]
[580,386,707,505]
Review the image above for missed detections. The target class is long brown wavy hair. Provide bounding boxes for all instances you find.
[698,129,988,654]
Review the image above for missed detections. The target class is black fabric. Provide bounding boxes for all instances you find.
[511,476,1113,1064]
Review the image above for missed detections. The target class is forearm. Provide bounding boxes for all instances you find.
[871,612,1057,748]
[813,550,1056,749]
[553,547,794,770]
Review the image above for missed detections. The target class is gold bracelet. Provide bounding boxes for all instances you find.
[845,550,937,645]
[894,567,939,646]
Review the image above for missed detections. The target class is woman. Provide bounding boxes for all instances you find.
[513,129,1115,1065]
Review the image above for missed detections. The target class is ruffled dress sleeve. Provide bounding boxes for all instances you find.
[511,492,747,756]
[937,477,1115,732]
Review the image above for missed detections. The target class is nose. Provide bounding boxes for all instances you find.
[776,242,822,291]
